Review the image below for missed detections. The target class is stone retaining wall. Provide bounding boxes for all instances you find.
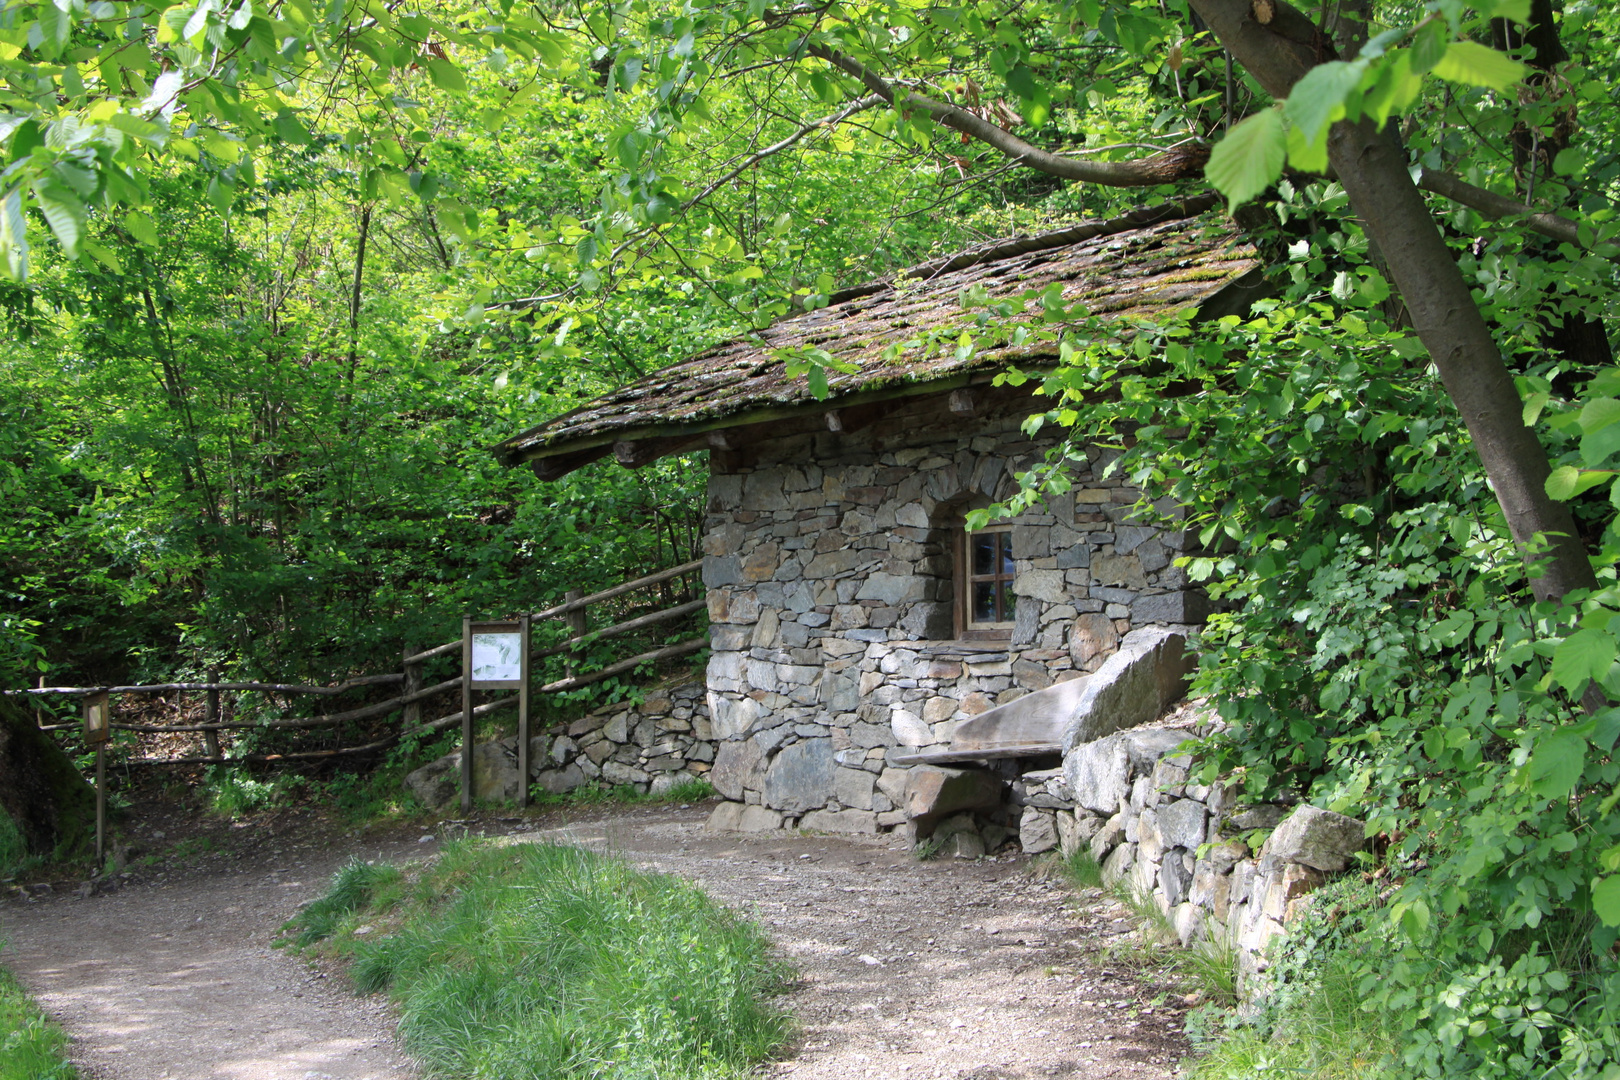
[703,413,1208,825]
[1010,723,1366,982]
[403,680,714,807]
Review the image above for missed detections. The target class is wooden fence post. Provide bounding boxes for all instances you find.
[402,644,421,732]
[565,588,586,679]
[204,667,222,760]
[461,616,473,814]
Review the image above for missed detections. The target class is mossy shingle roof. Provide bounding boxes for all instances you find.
[494,202,1261,471]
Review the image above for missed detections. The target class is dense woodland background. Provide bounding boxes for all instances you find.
[5,0,1620,1074]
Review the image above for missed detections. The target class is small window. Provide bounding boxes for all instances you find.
[958,525,1016,637]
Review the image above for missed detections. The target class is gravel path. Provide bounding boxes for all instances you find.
[1,803,1189,1080]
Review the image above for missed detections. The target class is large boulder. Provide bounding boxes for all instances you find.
[404,738,523,808]
[950,675,1094,750]
[404,751,460,808]
[1058,627,1192,752]
[1065,727,1192,815]
[705,801,784,832]
[1265,805,1366,872]
[943,627,1189,759]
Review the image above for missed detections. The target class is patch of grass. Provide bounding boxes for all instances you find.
[0,960,77,1080]
[0,814,37,882]
[291,839,790,1080]
[1178,926,1240,1007]
[281,857,404,948]
[1055,847,1103,889]
[206,769,304,819]
[1182,948,1400,1079]
[1110,880,1179,946]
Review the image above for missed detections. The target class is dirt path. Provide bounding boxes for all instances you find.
[2,804,1189,1080]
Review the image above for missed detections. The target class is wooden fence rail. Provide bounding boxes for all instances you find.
[12,558,706,764]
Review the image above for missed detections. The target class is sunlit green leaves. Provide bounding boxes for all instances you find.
[1431,41,1526,90]
[1551,628,1615,693]
[1595,875,1620,927]
[1525,727,1587,799]
[1284,60,1369,148]
[1204,108,1285,209]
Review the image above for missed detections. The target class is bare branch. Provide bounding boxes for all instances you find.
[1416,167,1586,248]
[681,93,886,212]
[805,45,1210,187]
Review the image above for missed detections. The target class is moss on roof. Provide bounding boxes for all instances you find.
[495,204,1260,467]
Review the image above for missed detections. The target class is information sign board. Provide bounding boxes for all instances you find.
[83,691,111,745]
[470,628,524,687]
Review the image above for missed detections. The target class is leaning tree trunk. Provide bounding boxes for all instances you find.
[0,697,96,859]
[1189,0,1600,607]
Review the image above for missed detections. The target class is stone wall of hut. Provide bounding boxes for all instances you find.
[701,412,1208,829]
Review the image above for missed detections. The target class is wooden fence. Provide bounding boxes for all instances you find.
[9,558,706,766]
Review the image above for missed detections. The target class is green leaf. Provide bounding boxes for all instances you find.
[1553,628,1616,692]
[124,210,160,246]
[426,57,467,94]
[1432,41,1526,90]
[1284,60,1367,147]
[1527,727,1587,799]
[32,180,85,257]
[1205,108,1285,209]
[1593,875,1620,927]
[0,188,27,281]
[1580,397,1620,466]
[1490,0,1531,23]
[1410,22,1448,73]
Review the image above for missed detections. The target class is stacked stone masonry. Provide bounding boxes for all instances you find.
[702,416,1208,832]
[402,680,714,807]
[1014,726,1366,983]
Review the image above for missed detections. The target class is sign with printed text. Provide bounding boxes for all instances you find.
[83,691,111,745]
[467,620,526,689]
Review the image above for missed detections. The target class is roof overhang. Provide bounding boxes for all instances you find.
[494,202,1269,482]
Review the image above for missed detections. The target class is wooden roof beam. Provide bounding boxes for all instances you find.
[530,445,611,481]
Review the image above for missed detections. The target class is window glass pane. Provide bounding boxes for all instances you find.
[973,581,997,622]
[1002,588,1017,621]
[1000,534,1016,576]
[972,533,995,576]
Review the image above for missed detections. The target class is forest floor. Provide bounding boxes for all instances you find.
[0,799,1192,1080]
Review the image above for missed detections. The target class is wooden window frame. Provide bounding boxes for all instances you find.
[955,523,1016,641]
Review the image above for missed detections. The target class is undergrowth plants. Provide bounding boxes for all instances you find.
[284,838,789,1080]
[0,961,76,1080]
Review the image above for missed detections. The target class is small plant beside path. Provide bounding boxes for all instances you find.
[0,960,77,1080]
[283,837,790,1080]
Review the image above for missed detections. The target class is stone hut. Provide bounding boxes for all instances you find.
[493,201,1264,833]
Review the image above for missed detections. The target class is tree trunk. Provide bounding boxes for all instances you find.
[0,697,96,859]
[1189,0,1598,606]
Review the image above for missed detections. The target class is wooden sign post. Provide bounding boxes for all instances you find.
[461,617,531,812]
[82,692,111,863]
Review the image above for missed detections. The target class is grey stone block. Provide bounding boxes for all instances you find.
[1265,805,1366,872]
[1020,807,1059,854]
[709,737,767,801]
[762,738,838,813]
[1157,798,1207,850]
[1132,590,1211,625]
